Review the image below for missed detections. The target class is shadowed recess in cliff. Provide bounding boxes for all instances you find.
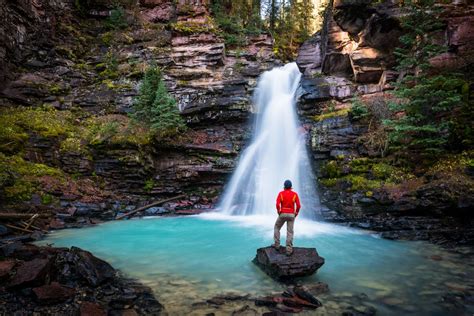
[218,63,320,217]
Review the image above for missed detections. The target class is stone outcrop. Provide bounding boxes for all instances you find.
[253,246,325,280]
[0,244,163,315]
[0,0,277,216]
[296,0,474,246]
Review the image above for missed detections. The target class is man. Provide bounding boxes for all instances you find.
[273,179,301,256]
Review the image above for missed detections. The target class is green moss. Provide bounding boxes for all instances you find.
[0,106,76,153]
[313,108,349,122]
[40,193,54,205]
[102,79,132,90]
[171,19,217,34]
[55,45,77,60]
[320,178,338,187]
[101,31,114,45]
[345,175,382,191]
[349,158,370,173]
[83,115,151,146]
[0,153,63,201]
[60,137,88,154]
[321,160,341,178]
[144,179,155,192]
[47,84,69,95]
[372,162,395,179]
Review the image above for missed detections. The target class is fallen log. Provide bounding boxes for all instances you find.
[116,194,186,220]
[0,213,50,220]
[5,224,34,234]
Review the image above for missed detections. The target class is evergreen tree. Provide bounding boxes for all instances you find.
[132,67,186,137]
[383,0,471,159]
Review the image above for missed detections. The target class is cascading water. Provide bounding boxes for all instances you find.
[219,63,320,218]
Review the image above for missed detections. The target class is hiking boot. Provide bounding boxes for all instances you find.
[286,250,293,256]
[271,244,281,250]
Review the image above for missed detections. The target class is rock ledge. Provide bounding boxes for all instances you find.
[253,246,325,280]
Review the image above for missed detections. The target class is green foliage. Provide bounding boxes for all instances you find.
[266,0,316,61]
[349,97,369,120]
[319,156,413,194]
[99,51,119,79]
[345,175,382,192]
[131,67,186,137]
[384,0,471,159]
[0,106,75,153]
[74,0,93,16]
[105,7,128,30]
[171,20,217,34]
[211,1,262,47]
[0,153,63,201]
[313,108,349,122]
[82,115,152,146]
[144,179,155,192]
[321,160,341,178]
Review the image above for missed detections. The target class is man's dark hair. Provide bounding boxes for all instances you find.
[284,180,292,189]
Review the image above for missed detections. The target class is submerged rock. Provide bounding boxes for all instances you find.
[253,247,325,280]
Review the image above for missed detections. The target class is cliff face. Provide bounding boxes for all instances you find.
[0,0,277,218]
[296,0,474,245]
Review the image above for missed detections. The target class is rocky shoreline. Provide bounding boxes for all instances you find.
[0,243,163,315]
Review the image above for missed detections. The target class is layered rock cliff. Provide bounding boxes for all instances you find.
[0,0,277,220]
[296,0,474,245]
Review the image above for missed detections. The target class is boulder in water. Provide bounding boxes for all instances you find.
[253,246,325,280]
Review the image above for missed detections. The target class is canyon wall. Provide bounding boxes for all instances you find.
[0,0,277,219]
[296,0,474,245]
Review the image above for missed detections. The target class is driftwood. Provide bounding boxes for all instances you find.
[0,213,50,220]
[5,224,34,233]
[116,194,186,220]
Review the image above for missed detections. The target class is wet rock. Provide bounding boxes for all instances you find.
[69,247,115,287]
[0,259,16,281]
[293,285,323,306]
[296,34,322,76]
[232,305,258,316]
[304,282,330,296]
[9,258,50,288]
[80,301,107,316]
[0,225,8,236]
[253,247,325,280]
[33,282,75,304]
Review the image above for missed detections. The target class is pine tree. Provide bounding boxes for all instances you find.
[383,0,470,159]
[132,67,186,137]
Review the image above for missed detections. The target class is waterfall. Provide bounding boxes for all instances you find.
[218,63,320,218]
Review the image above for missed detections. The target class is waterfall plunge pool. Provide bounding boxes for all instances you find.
[37,214,473,315]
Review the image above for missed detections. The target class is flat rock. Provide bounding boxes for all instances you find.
[80,301,106,316]
[253,247,325,280]
[33,282,76,304]
[9,258,50,288]
[0,259,16,281]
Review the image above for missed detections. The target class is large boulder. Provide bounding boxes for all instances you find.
[253,247,325,280]
[8,258,50,288]
[32,282,76,304]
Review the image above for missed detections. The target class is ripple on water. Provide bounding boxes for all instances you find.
[37,215,474,315]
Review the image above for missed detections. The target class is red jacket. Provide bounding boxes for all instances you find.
[276,189,301,216]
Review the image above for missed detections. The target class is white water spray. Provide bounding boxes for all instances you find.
[218,63,320,218]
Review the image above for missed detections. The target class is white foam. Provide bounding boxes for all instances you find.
[199,212,359,238]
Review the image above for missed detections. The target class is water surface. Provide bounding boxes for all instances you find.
[38,214,474,315]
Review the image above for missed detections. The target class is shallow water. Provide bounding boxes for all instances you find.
[38,214,474,315]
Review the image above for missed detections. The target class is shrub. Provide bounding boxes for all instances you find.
[105,7,128,30]
[131,67,186,137]
[349,97,369,120]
